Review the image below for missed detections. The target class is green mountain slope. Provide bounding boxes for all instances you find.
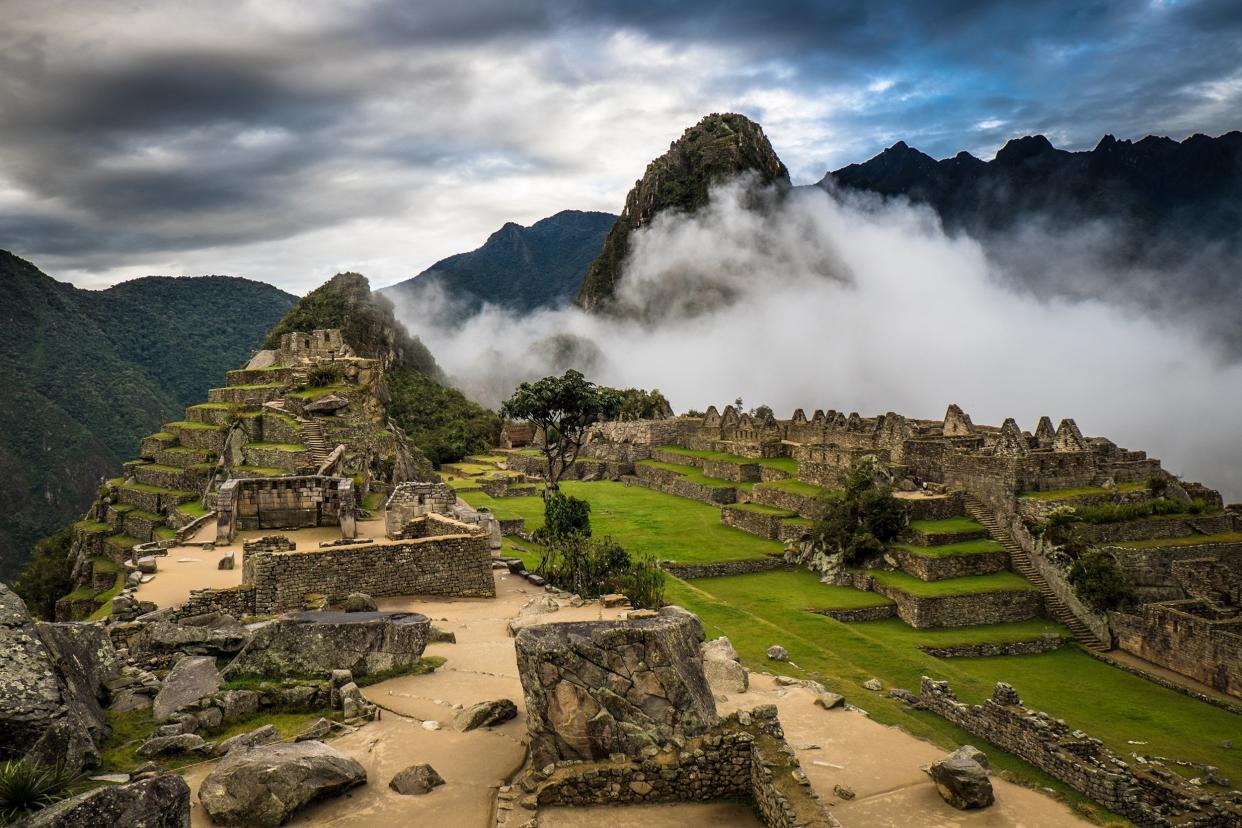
[0,251,295,577]
[575,113,790,310]
[383,210,616,319]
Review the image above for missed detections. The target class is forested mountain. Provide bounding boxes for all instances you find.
[0,251,295,577]
[384,210,615,320]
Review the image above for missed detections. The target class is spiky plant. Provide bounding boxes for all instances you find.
[0,759,77,822]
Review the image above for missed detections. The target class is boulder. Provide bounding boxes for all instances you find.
[928,745,994,810]
[814,692,845,710]
[515,606,717,766]
[198,741,367,827]
[216,724,280,756]
[135,617,249,658]
[224,611,430,679]
[137,556,158,574]
[0,585,120,773]
[152,656,222,721]
[295,717,333,742]
[766,645,789,661]
[601,593,629,608]
[388,763,445,795]
[428,625,456,644]
[453,698,518,732]
[863,678,883,691]
[517,595,559,617]
[304,394,349,414]
[20,772,191,828]
[342,593,377,613]
[701,636,748,694]
[218,552,235,570]
[137,733,211,757]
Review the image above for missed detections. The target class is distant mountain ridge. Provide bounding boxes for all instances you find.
[384,210,616,319]
[0,251,296,577]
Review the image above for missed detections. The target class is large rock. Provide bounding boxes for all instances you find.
[701,636,748,694]
[453,698,517,732]
[198,741,367,827]
[0,584,120,773]
[19,772,191,827]
[225,610,429,678]
[928,745,994,810]
[388,763,445,795]
[137,733,211,757]
[515,605,717,766]
[341,593,376,613]
[216,724,280,756]
[152,656,222,721]
[135,616,250,658]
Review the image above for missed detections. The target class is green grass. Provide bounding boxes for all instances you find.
[890,539,1006,557]
[462,481,782,564]
[215,382,285,391]
[167,420,224,431]
[501,538,544,570]
[86,573,124,621]
[908,517,986,535]
[442,462,498,476]
[1019,482,1146,501]
[245,442,307,452]
[154,526,177,541]
[176,501,209,519]
[638,460,752,491]
[466,454,507,464]
[695,569,893,610]
[445,476,483,491]
[362,491,385,511]
[753,478,830,498]
[110,503,135,514]
[73,520,110,534]
[231,465,288,476]
[1110,530,1242,549]
[190,402,235,410]
[289,383,357,399]
[104,534,140,550]
[727,502,795,516]
[655,445,799,474]
[144,431,176,441]
[126,509,163,523]
[121,481,194,497]
[862,568,1036,597]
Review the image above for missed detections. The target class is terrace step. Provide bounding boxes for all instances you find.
[299,418,330,466]
[963,494,1109,652]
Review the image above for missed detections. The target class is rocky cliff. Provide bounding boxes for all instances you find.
[575,113,790,311]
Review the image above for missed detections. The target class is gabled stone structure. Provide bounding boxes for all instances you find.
[943,403,975,437]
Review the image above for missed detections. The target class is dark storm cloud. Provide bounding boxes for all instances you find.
[0,0,1238,286]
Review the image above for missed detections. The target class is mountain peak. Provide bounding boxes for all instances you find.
[575,113,789,311]
[994,134,1057,164]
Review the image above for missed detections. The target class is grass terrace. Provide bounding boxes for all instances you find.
[1110,530,1242,549]
[752,478,830,498]
[231,465,289,477]
[289,383,359,399]
[907,517,987,535]
[461,481,781,563]
[656,445,799,474]
[121,481,195,497]
[246,442,307,452]
[145,431,176,441]
[890,539,1006,557]
[466,454,507,464]
[190,402,235,411]
[728,502,796,516]
[74,520,111,534]
[104,534,140,550]
[215,382,285,391]
[168,420,224,431]
[1019,482,1146,501]
[362,491,386,511]
[862,568,1037,597]
[176,501,209,519]
[155,526,177,541]
[638,460,753,491]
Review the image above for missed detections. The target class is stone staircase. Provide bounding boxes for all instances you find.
[963,494,1110,652]
[300,418,330,467]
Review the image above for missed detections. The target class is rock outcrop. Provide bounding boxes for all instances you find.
[224,610,430,678]
[701,636,748,694]
[198,741,367,827]
[453,698,518,732]
[515,606,717,766]
[575,113,790,311]
[928,745,994,810]
[152,656,222,721]
[0,584,119,773]
[18,772,191,828]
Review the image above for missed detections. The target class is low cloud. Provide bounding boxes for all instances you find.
[395,181,1242,501]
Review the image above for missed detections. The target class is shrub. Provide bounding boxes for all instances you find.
[1068,551,1135,611]
[1147,475,1169,498]
[536,490,592,543]
[809,459,905,565]
[306,363,343,387]
[12,530,75,620]
[624,554,665,609]
[0,759,77,822]
[539,534,630,598]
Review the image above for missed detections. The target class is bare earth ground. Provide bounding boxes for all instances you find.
[154,522,1089,828]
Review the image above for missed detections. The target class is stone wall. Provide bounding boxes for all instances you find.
[720,505,788,539]
[901,492,965,521]
[588,419,685,448]
[1072,513,1235,545]
[919,677,1241,827]
[662,557,790,580]
[216,475,355,543]
[382,479,455,532]
[748,485,819,517]
[917,635,1063,658]
[888,547,1009,581]
[809,605,897,622]
[1112,601,1242,699]
[1103,540,1242,602]
[524,707,837,828]
[848,572,1043,628]
[244,528,493,614]
[391,514,465,540]
[169,585,258,622]
[633,465,738,505]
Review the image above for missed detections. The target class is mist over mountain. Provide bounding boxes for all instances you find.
[575,113,790,311]
[825,131,1242,353]
[0,251,295,577]
[383,210,615,320]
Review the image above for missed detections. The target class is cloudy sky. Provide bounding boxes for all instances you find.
[3,0,1240,293]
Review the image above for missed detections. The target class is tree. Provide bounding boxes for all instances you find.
[809,458,905,565]
[749,404,774,422]
[1068,551,1135,611]
[613,387,672,421]
[501,370,621,489]
[12,530,75,620]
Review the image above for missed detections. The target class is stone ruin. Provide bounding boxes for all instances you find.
[215,474,357,543]
[919,677,1242,827]
[383,480,456,536]
[509,607,838,827]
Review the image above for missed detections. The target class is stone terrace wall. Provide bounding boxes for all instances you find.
[919,677,1241,827]
[384,481,455,536]
[1073,513,1235,545]
[633,464,738,505]
[1112,601,1242,699]
[245,529,493,613]
[917,635,1063,658]
[169,585,258,621]
[888,547,1009,581]
[749,485,819,517]
[663,557,790,580]
[900,492,965,521]
[848,572,1043,628]
[1104,540,1242,602]
[720,505,787,539]
[527,707,838,828]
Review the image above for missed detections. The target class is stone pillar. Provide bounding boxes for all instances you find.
[338,479,356,539]
[216,479,239,544]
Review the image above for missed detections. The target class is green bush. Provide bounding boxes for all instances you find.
[12,530,75,620]
[1147,475,1169,498]
[539,534,631,598]
[535,490,592,543]
[306,363,343,387]
[624,554,665,609]
[1068,551,1135,611]
[809,459,905,565]
[0,759,77,822]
